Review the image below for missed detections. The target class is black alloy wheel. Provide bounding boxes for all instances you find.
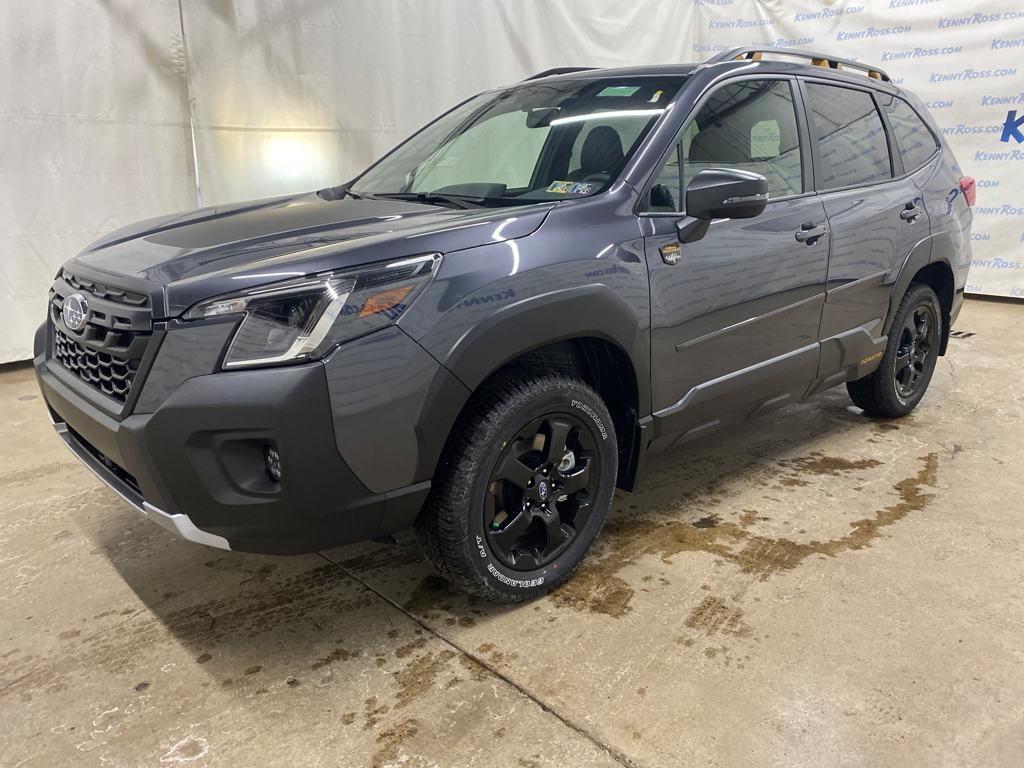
[846,282,943,418]
[893,303,938,402]
[485,414,599,570]
[415,372,617,603]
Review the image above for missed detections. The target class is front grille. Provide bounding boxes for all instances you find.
[50,271,153,405]
[54,328,138,401]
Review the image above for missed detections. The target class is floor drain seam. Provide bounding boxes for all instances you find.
[316,552,638,768]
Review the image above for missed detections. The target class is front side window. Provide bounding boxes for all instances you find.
[881,95,939,173]
[805,83,891,190]
[352,77,686,207]
[646,79,803,212]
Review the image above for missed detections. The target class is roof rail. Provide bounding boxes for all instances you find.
[524,67,597,81]
[706,46,892,83]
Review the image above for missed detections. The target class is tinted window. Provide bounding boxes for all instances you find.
[646,79,803,212]
[882,95,939,172]
[805,83,891,190]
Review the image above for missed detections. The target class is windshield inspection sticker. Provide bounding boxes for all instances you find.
[598,85,640,97]
[547,181,594,194]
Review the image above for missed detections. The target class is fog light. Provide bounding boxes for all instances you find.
[264,445,282,482]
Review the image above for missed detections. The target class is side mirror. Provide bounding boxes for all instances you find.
[675,168,769,244]
[686,168,769,220]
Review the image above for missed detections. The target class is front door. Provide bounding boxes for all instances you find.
[640,77,828,447]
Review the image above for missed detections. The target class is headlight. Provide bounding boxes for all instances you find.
[185,253,440,369]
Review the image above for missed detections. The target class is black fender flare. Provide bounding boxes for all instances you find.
[885,233,956,346]
[440,283,651,417]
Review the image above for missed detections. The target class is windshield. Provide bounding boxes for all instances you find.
[350,77,687,207]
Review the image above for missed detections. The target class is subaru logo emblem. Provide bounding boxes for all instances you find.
[537,480,550,501]
[62,293,89,332]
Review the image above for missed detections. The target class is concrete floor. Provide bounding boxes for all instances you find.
[2,297,1023,767]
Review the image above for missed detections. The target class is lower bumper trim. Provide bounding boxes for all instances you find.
[140,501,232,550]
[52,419,231,551]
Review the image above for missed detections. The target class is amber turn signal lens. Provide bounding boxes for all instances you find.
[358,285,414,319]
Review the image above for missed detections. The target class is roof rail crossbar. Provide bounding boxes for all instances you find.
[706,46,891,83]
[524,67,597,81]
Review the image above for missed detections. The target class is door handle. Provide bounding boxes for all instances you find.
[794,223,827,244]
[900,203,923,222]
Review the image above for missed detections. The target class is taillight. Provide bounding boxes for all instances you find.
[959,176,976,207]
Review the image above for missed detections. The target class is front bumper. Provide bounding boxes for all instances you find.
[51,417,230,549]
[36,347,427,554]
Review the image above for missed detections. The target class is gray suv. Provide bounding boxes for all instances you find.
[35,47,974,602]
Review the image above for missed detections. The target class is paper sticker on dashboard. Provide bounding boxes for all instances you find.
[547,181,574,193]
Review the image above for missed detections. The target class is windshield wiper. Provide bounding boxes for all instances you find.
[371,192,486,210]
[316,184,367,201]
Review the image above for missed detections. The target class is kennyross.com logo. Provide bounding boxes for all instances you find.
[795,5,864,21]
[1002,110,1024,144]
[930,66,1018,83]
[981,93,1024,106]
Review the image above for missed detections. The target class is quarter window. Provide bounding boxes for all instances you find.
[646,79,803,212]
[881,95,939,173]
[804,83,891,190]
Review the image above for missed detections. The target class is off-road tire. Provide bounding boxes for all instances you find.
[415,371,618,603]
[847,282,942,418]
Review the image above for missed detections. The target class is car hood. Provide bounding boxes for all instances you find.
[65,192,553,318]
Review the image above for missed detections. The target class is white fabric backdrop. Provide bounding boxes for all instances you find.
[2,0,1021,362]
[1,0,196,364]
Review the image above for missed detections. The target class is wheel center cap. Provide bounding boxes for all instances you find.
[536,479,550,502]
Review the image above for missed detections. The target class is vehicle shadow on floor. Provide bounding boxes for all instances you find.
[88,388,889,676]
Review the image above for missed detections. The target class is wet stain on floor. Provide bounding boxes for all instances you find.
[552,453,939,618]
[392,649,458,709]
[549,566,636,618]
[370,717,420,768]
[311,646,358,669]
[363,696,390,730]
[402,574,468,618]
[777,453,883,476]
[685,596,752,637]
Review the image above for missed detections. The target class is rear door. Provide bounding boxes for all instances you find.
[804,80,930,350]
[640,77,829,446]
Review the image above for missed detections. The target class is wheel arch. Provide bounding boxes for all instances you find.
[908,260,955,355]
[435,285,651,491]
[887,237,955,356]
[441,284,650,412]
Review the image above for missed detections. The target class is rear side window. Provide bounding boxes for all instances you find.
[804,83,891,190]
[645,79,803,212]
[881,95,939,173]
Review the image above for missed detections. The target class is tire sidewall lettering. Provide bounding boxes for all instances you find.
[472,389,613,592]
[487,562,545,589]
[570,398,608,440]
